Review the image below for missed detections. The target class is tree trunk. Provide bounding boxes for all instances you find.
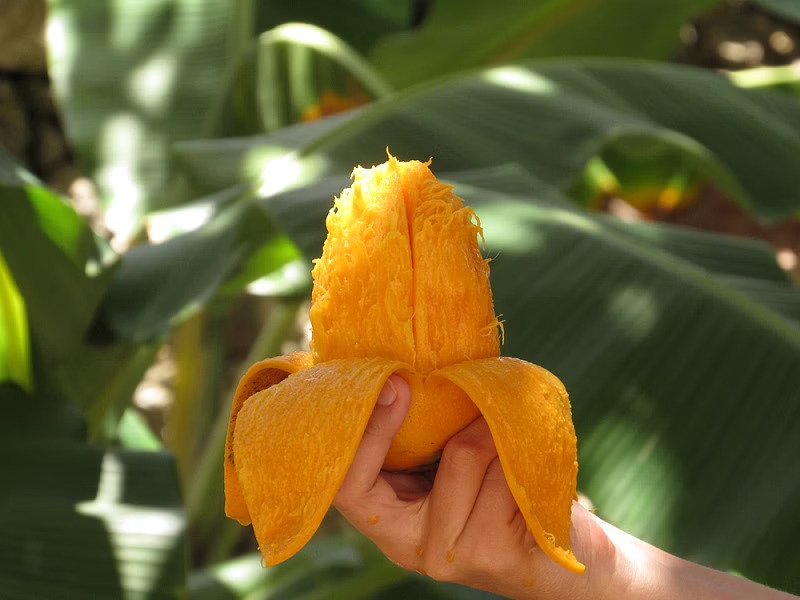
[0,0,102,229]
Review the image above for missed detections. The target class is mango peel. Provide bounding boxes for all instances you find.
[224,156,584,574]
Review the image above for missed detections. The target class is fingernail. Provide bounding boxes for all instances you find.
[376,378,397,406]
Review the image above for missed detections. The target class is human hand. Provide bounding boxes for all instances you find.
[333,375,619,600]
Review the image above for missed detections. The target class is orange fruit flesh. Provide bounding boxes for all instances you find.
[225,156,585,574]
[310,156,500,469]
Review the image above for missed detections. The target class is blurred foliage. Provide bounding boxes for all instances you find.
[370,0,719,88]
[1,0,799,597]
[752,0,800,22]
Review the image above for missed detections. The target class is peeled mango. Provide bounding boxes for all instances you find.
[224,156,584,574]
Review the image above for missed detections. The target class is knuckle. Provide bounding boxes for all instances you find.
[333,486,353,507]
[467,541,500,576]
[585,515,616,569]
[484,457,506,483]
[440,437,490,472]
[375,544,423,575]
[332,495,357,521]
[422,556,457,583]
[384,552,415,572]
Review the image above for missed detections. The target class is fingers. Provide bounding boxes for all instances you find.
[465,457,523,534]
[337,374,411,499]
[382,470,435,501]
[335,374,428,569]
[424,418,498,571]
[455,457,532,577]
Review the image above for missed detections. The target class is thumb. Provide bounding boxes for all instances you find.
[339,374,411,496]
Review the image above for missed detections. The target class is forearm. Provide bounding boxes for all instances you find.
[595,516,797,600]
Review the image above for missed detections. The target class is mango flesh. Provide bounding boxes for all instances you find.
[310,157,500,469]
[225,156,584,574]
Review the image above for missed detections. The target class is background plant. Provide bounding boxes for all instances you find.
[1,0,799,597]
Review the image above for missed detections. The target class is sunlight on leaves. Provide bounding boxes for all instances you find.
[0,252,31,392]
[581,408,682,548]
[606,286,660,342]
[256,152,330,198]
[484,66,557,94]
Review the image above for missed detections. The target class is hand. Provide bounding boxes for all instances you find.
[333,375,617,599]
[334,376,800,600]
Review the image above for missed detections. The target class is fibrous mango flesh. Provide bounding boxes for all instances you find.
[224,156,584,574]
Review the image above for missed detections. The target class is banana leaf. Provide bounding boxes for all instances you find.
[751,0,800,21]
[206,23,391,137]
[175,111,364,195]
[0,436,185,599]
[189,532,499,599]
[0,184,109,362]
[277,60,800,220]
[252,0,410,56]
[48,0,237,232]
[371,0,717,88]
[0,252,30,391]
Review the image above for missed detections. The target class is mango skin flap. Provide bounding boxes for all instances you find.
[224,156,585,574]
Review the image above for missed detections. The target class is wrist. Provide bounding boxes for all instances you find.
[579,512,665,600]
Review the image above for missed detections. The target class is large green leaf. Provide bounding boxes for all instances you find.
[0,146,38,187]
[189,531,497,599]
[0,382,85,440]
[371,0,717,88]
[598,220,800,325]
[286,60,800,220]
[180,20,390,197]
[0,252,31,391]
[729,65,800,103]
[0,440,185,598]
[48,0,238,235]
[260,172,800,592]
[175,111,364,196]
[189,533,404,600]
[751,0,800,22]
[0,184,109,362]
[252,0,410,56]
[100,186,302,342]
[207,23,391,137]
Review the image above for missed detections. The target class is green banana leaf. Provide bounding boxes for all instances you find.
[751,0,800,21]
[207,23,391,137]
[100,185,305,343]
[251,0,410,56]
[48,0,237,232]
[0,174,150,438]
[259,171,800,593]
[189,532,499,599]
[371,0,717,88]
[0,433,185,599]
[0,184,109,362]
[47,3,394,231]
[0,146,39,187]
[0,252,30,391]
[187,60,800,220]
[306,60,800,219]
[729,65,800,103]
[174,110,363,195]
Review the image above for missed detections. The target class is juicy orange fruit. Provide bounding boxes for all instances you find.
[224,156,584,574]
